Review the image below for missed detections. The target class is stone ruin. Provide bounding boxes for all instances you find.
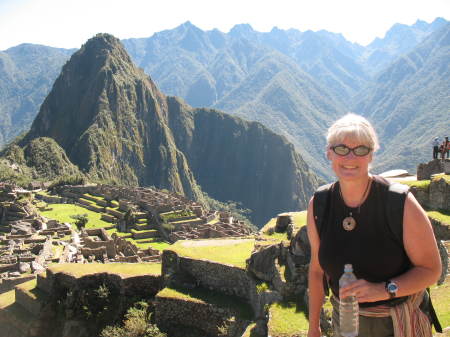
[53,184,255,243]
[79,228,160,263]
[0,181,256,295]
[417,158,450,180]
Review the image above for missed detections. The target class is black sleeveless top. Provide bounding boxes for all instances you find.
[318,175,411,307]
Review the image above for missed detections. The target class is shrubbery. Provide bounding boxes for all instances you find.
[70,213,89,230]
[49,173,87,189]
[100,301,166,337]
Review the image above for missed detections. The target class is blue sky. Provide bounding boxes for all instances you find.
[0,0,449,50]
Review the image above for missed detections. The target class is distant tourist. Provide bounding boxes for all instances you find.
[432,137,440,159]
[442,136,450,160]
[306,113,441,337]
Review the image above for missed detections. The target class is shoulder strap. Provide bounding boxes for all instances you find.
[313,183,333,238]
[386,181,409,247]
[312,183,333,297]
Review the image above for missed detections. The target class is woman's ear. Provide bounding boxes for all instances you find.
[326,149,331,160]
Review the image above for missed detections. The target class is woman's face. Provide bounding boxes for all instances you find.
[327,137,373,182]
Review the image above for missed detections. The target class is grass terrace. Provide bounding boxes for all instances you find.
[427,210,450,225]
[124,237,170,251]
[396,174,450,190]
[48,262,161,277]
[267,301,308,337]
[39,203,112,229]
[35,190,52,197]
[105,228,132,238]
[160,210,195,222]
[0,289,15,309]
[169,238,255,269]
[83,193,105,201]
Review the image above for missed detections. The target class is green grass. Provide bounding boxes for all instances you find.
[157,286,253,320]
[260,211,307,242]
[267,301,308,336]
[83,193,105,201]
[124,238,170,251]
[146,241,171,251]
[432,174,450,184]
[105,228,132,238]
[39,203,111,229]
[79,197,96,205]
[169,238,255,269]
[131,228,158,234]
[0,289,15,308]
[160,210,195,222]
[35,190,52,197]
[16,279,38,299]
[48,262,161,277]
[427,210,450,225]
[431,278,450,329]
[399,179,430,189]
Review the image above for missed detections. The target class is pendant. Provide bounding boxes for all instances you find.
[342,214,356,231]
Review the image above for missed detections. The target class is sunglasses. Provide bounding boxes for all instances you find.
[330,144,372,156]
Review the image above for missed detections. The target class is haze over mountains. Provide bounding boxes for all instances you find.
[0,18,449,181]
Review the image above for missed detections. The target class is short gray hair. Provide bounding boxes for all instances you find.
[326,113,379,152]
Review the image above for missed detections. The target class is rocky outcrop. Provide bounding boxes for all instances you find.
[417,159,445,180]
[409,176,450,211]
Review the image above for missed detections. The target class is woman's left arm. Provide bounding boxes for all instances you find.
[391,192,442,296]
[340,192,442,302]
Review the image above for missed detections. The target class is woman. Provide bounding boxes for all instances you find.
[307,113,441,337]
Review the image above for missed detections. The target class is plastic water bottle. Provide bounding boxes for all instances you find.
[339,264,359,337]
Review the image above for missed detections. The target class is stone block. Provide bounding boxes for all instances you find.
[417,159,443,180]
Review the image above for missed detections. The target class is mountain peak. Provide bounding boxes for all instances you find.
[229,24,256,38]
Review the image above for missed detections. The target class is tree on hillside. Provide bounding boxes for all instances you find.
[70,213,88,230]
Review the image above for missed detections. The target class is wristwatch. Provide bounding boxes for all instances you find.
[385,280,398,298]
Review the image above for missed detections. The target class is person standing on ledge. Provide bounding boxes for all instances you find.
[443,136,450,160]
[432,137,440,159]
[306,113,441,337]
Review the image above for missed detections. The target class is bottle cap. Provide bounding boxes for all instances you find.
[344,264,353,272]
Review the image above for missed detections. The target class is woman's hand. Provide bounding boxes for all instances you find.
[340,279,388,303]
[307,326,322,337]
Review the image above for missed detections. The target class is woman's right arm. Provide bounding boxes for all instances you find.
[307,196,325,337]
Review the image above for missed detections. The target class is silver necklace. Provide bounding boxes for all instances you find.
[340,178,371,231]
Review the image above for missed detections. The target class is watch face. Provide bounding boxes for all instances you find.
[387,282,398,293]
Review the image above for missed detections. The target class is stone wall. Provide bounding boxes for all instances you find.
[430,218,450,240]
[162,250,256,301]
[429,177,450,210]
[417,159,446,180]
[154,295,250,337]
[0,275,35,293]
[409,177,450,212]
[42,268,162,299]
[15,284,44,317]
[82,228,116,258]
